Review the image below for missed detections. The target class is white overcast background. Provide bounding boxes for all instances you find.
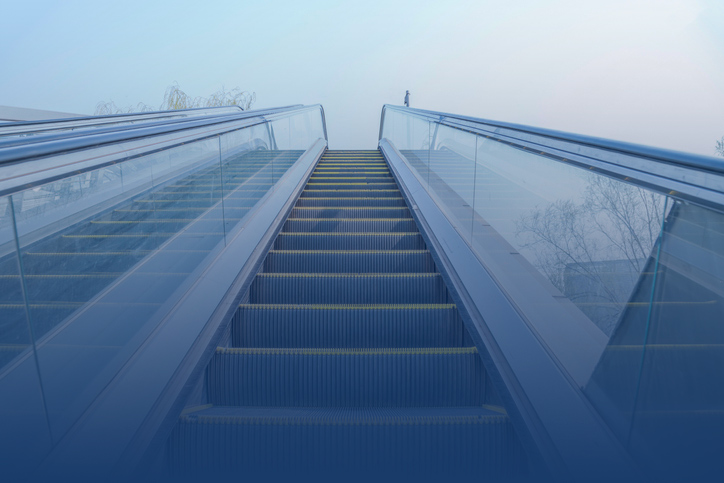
[1,0,723,154]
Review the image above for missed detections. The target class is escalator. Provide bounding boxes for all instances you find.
[166,150,529,480]
[0,150,300,366]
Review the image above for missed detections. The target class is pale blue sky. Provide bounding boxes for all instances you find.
[1,0,723,153]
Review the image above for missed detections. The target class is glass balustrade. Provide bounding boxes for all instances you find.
[0,105,326,466]
[381,105,724,480]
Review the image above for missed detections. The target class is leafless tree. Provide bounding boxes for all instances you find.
[516,176,666,333]
[95,82,256,115]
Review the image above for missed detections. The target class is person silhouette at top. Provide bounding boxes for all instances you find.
[404,90,410,107]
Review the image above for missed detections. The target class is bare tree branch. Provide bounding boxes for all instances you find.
[95,83,256,115]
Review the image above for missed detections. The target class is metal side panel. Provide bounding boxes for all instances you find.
[38,138,327,480]
[380,139,638,483]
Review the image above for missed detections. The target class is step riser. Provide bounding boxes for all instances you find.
[281,219,418,233]
[289,207,411,218]
[249,275,450,304]
[233,306,470,347]
[207,350,486,406]
[169,420,522,478]
[295,198,407,207]
[273,234,426,250]
[300,190,401,198]
[305,183,399,190]
[263,251,435,273]
[311,173,393,178]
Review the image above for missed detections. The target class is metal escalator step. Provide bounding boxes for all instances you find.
[273,232,425,250]
[249,273,449,304]
[289,207,410,218]
[300,189,401,198]
[305,182,398,189]
[312,168,390,172]
[233,303,468,348]
[168,406,521,479]
[310,175,393,180]
[295,197,406,207]
[282,219,417,233]
[263,249,434,273]
[207,347,484,406]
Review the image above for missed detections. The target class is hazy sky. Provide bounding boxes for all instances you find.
[1,0,723,154]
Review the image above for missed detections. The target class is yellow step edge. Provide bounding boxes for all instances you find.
[294,206,407,210]
[255,273,440,278]
[277,232,419,236]
[216,347,477,356]
[285,218,413,221]
[239,303,454,310]
[268,250,429,254]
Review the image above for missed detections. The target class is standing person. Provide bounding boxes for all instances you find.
[404,90,410,107]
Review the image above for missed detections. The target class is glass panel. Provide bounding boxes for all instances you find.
[428,125,476,243]
[393,115,431,189]
[586,200,724,480]
[0,195,53,472]
[1,195,34,367]
[220,125,272,238]
[12,139,223,437]
[0,106,325,468]
[473,138,667,336]
[382,107,724,478]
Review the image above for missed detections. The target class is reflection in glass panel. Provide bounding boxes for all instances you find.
[425,125,477,243]
[0,108,325,473]
[0,195,54,473]
[12,138,224,437]
[586,200,724,480]
[395,116,430,189]
[383,108,724,478]
[472,137,667,336]
[0,195,33,368]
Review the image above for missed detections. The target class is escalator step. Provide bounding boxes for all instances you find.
[233,303,469,348]
[169,406,522,479]
[263,250,435,273]
[282,219,417,233]
[300,189,400,198]
[289,207,411,219]
[273,233,426,250]
[295,197,407,207]
[249,273,450,304]
[207,347,485,406]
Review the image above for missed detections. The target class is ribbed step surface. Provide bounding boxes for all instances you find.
[233,304,469,347]
[263,250,436,273]
[273,232,425,250]
[282,218,417,233]
[249,273,450,304]
[169,406,521,480]
[208,347,485,406]
[168,149,527,479]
